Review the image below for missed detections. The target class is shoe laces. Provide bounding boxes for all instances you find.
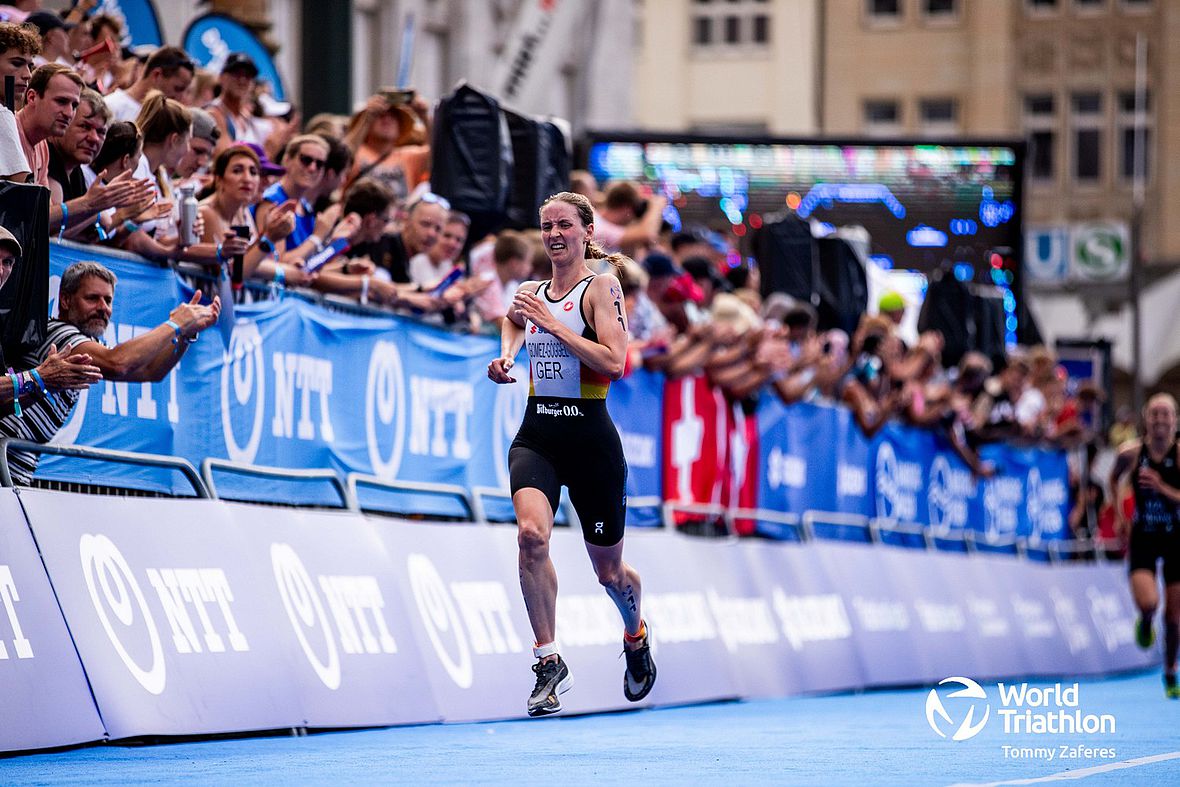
[532,658,560,690]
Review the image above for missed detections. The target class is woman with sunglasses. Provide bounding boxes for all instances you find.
[486,191,656,717]
[253,134,346,266]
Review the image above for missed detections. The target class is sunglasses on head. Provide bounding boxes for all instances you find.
[297,152,326,170]
[415,192,451,210]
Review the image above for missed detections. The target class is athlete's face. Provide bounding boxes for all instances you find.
[1144,397,1177,442]
[540,201,590,267]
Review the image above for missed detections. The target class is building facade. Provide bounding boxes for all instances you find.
[632,0,820,135]
[151,0,635,132]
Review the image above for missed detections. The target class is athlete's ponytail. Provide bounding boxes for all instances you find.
[541,190,630,271]
[584,240,629,271]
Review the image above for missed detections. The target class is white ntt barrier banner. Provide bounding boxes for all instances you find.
[1,489,1157,751]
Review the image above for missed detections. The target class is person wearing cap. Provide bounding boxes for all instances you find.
[341,89,430,203]
[47,87,152,240]
[207,52,272,154]
[878,290,906,326]
[24,10,70,67]
[0,226,103,421]
[171,106,220,191]
[0,260,219,485]
[104,46,194,123]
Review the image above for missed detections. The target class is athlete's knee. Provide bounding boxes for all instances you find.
[594,560,625,590]
[517,519,551,559]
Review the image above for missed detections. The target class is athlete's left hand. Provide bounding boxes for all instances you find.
[512,289,557,333]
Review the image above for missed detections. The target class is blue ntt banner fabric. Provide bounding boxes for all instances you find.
[756,396,1071,541]
[41,245,1069,542]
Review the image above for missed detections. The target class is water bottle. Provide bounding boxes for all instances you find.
[178,184,198,247]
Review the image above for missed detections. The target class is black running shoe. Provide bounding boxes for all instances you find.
[527,657,572,717]
[1166,674,1179,700]
[1137,616,1156,650]
[623,624,656,702]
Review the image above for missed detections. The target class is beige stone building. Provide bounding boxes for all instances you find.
[633,0,820,135]
[635,0,1178,270]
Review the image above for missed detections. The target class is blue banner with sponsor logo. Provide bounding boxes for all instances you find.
[93,0,164,48]
[607,367,664,525]
[41,244,1069,541]
[756,401,1070,542]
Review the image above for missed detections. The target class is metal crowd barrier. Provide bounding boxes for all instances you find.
[0,438,208,498]
[201,458,352,509]
[0,440,1113,564]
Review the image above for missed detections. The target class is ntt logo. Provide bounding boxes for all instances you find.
[926,676,990,741]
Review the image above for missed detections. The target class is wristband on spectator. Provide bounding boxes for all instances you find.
[273,266,286,285]
[58,203,69,241]
[94,217,110,241]
[257,235,275,255]
[7,373,22,417]
[215,243,225,265]
[308,234,324,253]
[28,368,54,405]
[360,274,370,305]
[123,219,140,234]
[165,319,183,346]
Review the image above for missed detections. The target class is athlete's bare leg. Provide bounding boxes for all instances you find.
[1164,583,1180,674]
[514,488,559,660]
[1132,568,1160,619]
[585,540,644,647]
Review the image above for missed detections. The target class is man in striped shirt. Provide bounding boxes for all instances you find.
[0,260,220,484]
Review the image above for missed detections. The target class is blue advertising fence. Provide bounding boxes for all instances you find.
[0,486,1152,752]
[41,244,1069,540]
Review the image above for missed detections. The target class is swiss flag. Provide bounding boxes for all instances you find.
[662,375,758,532]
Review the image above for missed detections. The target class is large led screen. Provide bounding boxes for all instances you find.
[584,135,1024,283]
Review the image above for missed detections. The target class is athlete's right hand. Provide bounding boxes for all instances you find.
[487,356,516,384]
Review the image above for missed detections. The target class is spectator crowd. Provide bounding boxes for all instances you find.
[0,6,1144,548]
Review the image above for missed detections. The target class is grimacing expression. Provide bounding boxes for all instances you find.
[540,200,590,267]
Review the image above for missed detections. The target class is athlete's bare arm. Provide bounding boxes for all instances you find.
[511,274,629,381]
[488,280,537,384]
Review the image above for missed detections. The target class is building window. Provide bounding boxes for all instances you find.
[693,16,712,45]
[752,14,769,42]
[1024,94,1057,181]
[691,0,771,50]
[1071,91,1103,182]
[1026,0,1059,11]
[1118,89,1152,181]
[867,0,902,17]
[924,0,958,16]
[918,97,958,136]
[864,99,901,136]
[724,15,740,43]
[1073,0,1106,9]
